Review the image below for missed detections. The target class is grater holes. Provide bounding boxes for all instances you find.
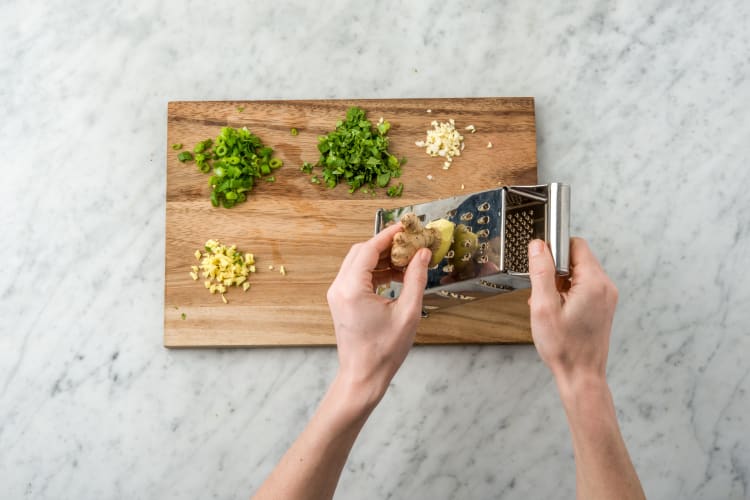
[504,209,535,272]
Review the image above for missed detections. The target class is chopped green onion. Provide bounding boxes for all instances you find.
[269,158,283,169]
[290,128,298,136]
[172,143,183,150]
[178,151,193,162]
[194,139,211,153]
[185,126,283,208]
[181,313,186,320]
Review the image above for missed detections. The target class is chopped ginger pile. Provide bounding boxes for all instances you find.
[190,239,256,303]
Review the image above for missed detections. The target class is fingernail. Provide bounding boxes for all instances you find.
[529,240,544,257]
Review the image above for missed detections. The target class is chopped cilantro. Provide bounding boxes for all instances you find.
[304,107,404,196]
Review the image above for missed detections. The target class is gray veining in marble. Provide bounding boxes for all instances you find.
[1,1,749,498]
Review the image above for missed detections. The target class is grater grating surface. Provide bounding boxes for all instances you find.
[504,209,535,273]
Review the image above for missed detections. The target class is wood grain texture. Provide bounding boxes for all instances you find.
[165,98,536,347]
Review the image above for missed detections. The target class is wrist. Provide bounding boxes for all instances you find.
[329,371,384,421]
[553,369,611,413]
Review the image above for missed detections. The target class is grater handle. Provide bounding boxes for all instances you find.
[546,183,570,275]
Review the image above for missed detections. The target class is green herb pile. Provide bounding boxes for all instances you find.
[303,107,405,196]
[175,126,282,208]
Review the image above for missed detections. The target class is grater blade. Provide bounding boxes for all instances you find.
[504,207,536,273]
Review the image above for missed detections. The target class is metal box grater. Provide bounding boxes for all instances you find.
[374,183,570,313]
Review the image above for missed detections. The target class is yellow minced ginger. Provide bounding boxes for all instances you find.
[190,239,256,303]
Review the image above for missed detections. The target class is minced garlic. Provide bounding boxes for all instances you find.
[415,119,464,169]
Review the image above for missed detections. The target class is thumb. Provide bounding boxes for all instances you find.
[395,248,430,316]
[528,240,561,313]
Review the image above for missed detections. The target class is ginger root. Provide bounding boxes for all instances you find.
[391,213,455,268]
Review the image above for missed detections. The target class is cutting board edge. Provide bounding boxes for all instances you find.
[167,96,536,105]
[163,337,534,348]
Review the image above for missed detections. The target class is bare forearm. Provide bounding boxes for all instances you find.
[556,374,645,500]
[253,375,377,500]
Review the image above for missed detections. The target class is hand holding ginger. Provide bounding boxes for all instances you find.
[390,213,454,268]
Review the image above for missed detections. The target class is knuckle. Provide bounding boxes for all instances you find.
[530,266,551,281]
[591,279,610,299]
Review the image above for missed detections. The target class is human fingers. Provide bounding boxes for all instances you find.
[568,237,604,278]
[394,248,430,318]
[350,223,403,272]
[527,239,562,314]
[337,224,401,275]
[336,241,364,276]
[564,239,619,316]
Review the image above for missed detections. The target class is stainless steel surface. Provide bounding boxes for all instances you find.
[374,183,571,313]
[546,182,570,275]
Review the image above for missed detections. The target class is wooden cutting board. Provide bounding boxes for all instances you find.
[165,98,536,347]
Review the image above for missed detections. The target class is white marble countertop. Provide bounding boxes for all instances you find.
[2,1,749,498]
